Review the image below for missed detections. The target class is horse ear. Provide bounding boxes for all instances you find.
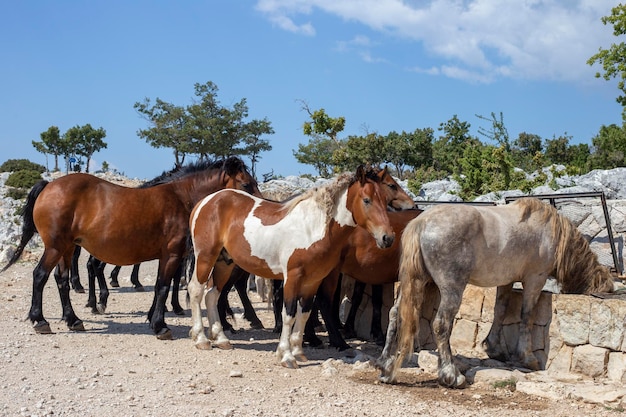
[356,165,366,184]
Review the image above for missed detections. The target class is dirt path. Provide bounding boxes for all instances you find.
[0,251,617,417]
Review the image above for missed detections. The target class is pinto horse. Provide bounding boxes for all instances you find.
[1,157,261,339]
[188,166,395,368]
[221,167,416,336]
[377,198,615,388]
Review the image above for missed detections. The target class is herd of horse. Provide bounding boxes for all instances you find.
[0,156,616,387]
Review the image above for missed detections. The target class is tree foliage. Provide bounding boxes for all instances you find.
[134,81,273,175]
[32,124,107,173]
[588,4,626,121]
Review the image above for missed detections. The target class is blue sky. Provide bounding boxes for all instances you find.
[0,1,622,180]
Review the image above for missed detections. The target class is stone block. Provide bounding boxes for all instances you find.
[547,344,573,375]
[589,298,626,351]
[481,287,496,323]
[571,344,608,378]
[450,318,477,355]
[554,295,590,346]
[607,352,626,383]
[458,285,484,321]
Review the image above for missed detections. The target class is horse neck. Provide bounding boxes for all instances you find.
[170,171,225,211]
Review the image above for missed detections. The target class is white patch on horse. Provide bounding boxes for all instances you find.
[243,189,355,275]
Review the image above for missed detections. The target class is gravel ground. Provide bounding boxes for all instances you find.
[0,249,619,417]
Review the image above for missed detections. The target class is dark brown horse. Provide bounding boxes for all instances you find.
[1,157,261,339]
[276,208,422,352]
[188,166,395,368]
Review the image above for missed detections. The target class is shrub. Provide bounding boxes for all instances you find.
[4,170,43,200]
[0,159,45,173]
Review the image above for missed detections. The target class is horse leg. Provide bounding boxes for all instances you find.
[85,255,98,311]
[290,296,314,363]
[29,251,60,333]
[170,262,185,315]
[371,284,385,346]
[205,286,232,349]
[217,274,236,333]
[343,281,366,339]
[130,264,143,290]
[109,265,121,288]
[54,253,85,332]
[148,256,182,340]
[516,275,547,371]
[234,269,264,329]
[272,280,283,333]
[316,272,351,350]
[303,302,324,348]
[276,295,302,368]
[377,292,402,382]
[482,283,514,362]
[95,259,109,314]
[433,283,466,388]
[188,264,211,350]
[69,245,84,293]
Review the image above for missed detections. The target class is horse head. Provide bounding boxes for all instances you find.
[220,156,263,198]
[349,165,395,249]
[375,166,415,210]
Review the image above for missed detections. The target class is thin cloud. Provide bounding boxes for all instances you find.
[255,0,616,83]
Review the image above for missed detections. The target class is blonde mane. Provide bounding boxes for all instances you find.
[282,172,355,221]
[514,198,613,293]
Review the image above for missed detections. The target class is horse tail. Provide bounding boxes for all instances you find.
[393,217,429,373]
[0,179,48,273]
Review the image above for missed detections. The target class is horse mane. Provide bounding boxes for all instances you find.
[140,157,250,188]
[514,198,613,294]
[282,166,380,220]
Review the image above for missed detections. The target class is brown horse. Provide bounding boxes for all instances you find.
[188,166,395,368]
[1,157,261,339]
[377,198,615,388]
[312,208,423,349]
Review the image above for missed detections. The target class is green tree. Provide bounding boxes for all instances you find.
[294,104,346,177]
[135,81,273,168]
[433,115,473,175]
[64,124,107,173]
[293,137,339,178]
[384,128,434,179]
[544,134,572,166]
[242,118,274,178]
[512,132,544,172]
[476,112,511,152]
[32,126,64,171]
[567,143,591,175]
[134,98,192,168]
[332,133,386,171]
[587,4,626,121]
[590,123,626,169]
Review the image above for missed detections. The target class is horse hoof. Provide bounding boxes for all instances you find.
[280,358,299,369]
[69,321,85,332]
[134,285,145,292]
[294,353,308,362]
[173,308,185,316]
[156,329,173,340]
[33,321,52,334]
[109,281,120,288]
[195,341,212,350]
[250,321,264,330]
[96,304,107,315]
[73,288,85,294]
[214,340,233,350]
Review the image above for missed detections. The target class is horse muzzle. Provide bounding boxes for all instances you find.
[376,233,395,249]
